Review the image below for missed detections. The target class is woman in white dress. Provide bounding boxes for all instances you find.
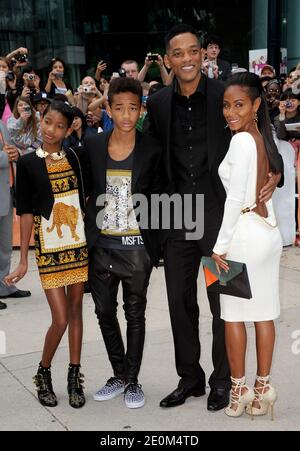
[212,72,283,418]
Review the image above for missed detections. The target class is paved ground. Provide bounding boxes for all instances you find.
[0,247,300,431]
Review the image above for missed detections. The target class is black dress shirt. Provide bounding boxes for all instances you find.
[171,76,219,212]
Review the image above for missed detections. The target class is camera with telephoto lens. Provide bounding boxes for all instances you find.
[15,53,28,63]
[6,71,15,81]
[147,53,159,62]
[118,68,127,78]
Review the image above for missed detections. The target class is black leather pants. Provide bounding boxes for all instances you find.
[89,245,153,384]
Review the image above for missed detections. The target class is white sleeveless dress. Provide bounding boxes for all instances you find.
[213,132,282,322]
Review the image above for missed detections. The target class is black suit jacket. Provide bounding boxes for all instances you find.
[146,76,231,208]
[217,58,232,81]
[16,148,86,219]
[82,130,162,266]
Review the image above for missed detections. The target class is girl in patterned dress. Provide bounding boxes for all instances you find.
[5,101,88,409]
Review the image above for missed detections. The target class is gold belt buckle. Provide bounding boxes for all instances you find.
[241,207,251,215]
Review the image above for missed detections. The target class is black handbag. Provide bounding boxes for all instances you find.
[202,257,252,300]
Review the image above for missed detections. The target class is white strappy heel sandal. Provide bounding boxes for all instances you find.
[225,377,255,418]
[246,375,277,421]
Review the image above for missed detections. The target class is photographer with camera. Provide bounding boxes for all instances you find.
[6,47,29,71]
[0,57,18,124]
[138,53,170,85]
[45,57,73,100]
[7,96,42,156]
[120,60,139,80]
[274,89,300,141]
[75,76,104,115]
[21,68,41,100]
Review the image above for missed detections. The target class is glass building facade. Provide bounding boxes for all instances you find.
[252,0,300,68]
[0,0,299,86]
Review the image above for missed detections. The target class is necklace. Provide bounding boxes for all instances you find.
[36,147,66,161]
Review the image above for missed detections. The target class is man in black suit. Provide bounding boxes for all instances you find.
[145,24,283,411]
[83,78,162,409]
[202,35,231,82]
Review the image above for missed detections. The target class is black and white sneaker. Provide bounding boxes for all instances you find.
[124,383,145,409]
[94,377,125,401]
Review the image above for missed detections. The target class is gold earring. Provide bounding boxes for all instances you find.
[254,112,260,132]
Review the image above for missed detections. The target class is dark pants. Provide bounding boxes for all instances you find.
[89,245,153,384]
[163,220,231,391]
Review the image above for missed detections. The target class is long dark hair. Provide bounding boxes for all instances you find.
[225,72,282,174]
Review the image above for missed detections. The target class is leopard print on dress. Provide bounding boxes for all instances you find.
[47,202,80,241]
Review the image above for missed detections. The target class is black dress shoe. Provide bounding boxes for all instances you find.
[0,289,31,299]
[160,385,206,408]
[0,301,7,310]
[207,388,230,412]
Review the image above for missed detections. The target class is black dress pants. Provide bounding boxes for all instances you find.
[89,245,153,384]
[163,222,230,391]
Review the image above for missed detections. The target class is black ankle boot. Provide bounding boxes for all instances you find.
[67,364,85,409]
[33,362,57,407]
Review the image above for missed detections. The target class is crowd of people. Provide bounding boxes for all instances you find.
[0,25,300,419]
